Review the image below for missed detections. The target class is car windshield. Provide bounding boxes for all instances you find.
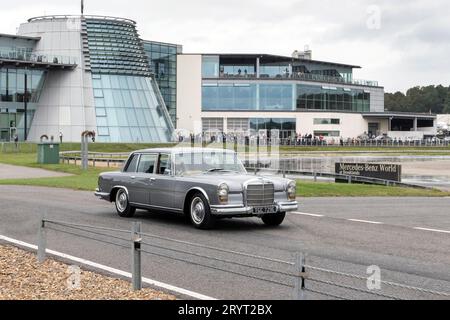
[174,151,246,176]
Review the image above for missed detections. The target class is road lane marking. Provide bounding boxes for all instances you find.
[413,227,450,234]
[347,219,384,225]
[291,212,324,217]
[0,234,216,300]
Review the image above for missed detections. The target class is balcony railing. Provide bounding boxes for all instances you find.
[213,72,379,87]
[0,50,78,66]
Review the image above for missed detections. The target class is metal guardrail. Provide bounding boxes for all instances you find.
[277,138,450,148]
[0,49,78,65]
[58,151,431,189]
[246,167,431,190]
[59,151,129,167]
[36,218,450,300]
[210,72,379,87]
[174,137,450,148]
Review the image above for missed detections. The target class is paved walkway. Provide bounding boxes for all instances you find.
[0,163,72,180]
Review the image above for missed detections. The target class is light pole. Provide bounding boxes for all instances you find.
[24,70,28,141]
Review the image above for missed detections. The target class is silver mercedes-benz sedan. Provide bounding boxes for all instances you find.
[95,148,298,229]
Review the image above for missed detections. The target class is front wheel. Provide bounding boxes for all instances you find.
[115,188,136,218]
[189,193,215,229]
[261,212,286,227]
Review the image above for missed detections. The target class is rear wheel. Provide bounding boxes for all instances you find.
[261,212,286,227]
[189,193,215,230]
[115,188,136,218]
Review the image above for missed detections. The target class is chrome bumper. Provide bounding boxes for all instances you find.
[95,188,110,201]
[210,201,298,216]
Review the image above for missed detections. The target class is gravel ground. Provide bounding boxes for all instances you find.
[0,245,176,300]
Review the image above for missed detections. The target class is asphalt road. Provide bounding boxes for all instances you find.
[0,185,449,300]
[0,163,72,179]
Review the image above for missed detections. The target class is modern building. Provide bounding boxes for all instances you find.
[0,13,438,143]
[176,53,436,140]
[1,15,175,143]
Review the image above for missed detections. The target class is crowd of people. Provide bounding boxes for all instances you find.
[175,131,450,147]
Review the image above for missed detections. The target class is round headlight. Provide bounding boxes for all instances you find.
[218,183,229,204]
[287,181,297,200]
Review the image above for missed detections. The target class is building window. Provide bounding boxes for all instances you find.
[297,85,370,112]
[260,64,290,78]
[93,89,104,98]
[227,118,249,132]
[202,83,295,111]
[202,118,224,133]
[98,127,110,136]
[259,84,294,111]
[202,84,257,111]
[313,118,340,125]
[249,118,296,132]
[202,56,220,78]
[313,130,340,137]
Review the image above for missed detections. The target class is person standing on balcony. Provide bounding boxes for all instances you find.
[59,131,63,144]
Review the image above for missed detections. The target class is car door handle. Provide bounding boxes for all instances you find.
[149,178,156,182]
[131,176,136,179]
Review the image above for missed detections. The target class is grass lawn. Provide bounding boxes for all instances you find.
[297,180,449,197]
[2,141,450,155]
[0,152,448,197]
[0,142,176,154]
[0,174,448,197]
[0,152,116,191]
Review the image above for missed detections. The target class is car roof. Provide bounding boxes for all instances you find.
[132,147,236,155]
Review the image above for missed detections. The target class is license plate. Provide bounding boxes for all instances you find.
[253,206,277,215]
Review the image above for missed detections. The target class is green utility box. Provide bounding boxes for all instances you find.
[37,142,60,164]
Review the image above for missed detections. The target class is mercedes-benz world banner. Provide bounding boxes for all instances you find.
[335,163,402,182]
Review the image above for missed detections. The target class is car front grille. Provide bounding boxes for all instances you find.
[246,182,275,206]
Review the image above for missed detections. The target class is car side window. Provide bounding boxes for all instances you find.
[137,154,157,174]
[124,154,139,173]
[157,154,171,175]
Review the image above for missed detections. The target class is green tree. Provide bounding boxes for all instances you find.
[385,85,450,114]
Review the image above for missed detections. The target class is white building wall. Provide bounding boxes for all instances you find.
[17,17,96,142]
[197,111,390,139]
[176,54,202,133]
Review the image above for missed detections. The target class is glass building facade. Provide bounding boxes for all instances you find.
[249,118,296,132]
[92,74,172,142]
[84,18,174,142]
[143,41,181,125]
[202,117,296,136]
[0,67,46,141]
[202,83,370,112]
[200,54,375,116]
[296,85,370,112]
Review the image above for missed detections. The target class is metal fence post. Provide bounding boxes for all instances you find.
[37,216,47,263]
[131,221,142,291]
[293,252,306,300]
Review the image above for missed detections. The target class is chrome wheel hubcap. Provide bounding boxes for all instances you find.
[116,190,127,212]
[191,197,205,224]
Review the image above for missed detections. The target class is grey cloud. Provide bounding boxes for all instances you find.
[0,0,449,92]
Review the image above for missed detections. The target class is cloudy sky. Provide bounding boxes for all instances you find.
[1,0,448,92]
